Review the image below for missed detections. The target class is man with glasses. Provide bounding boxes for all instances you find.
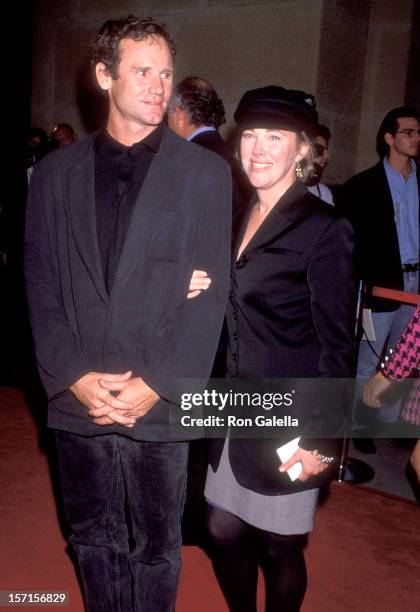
[339,106,420,443]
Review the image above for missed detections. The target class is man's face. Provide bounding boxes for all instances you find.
[97,36,174,131]
[28,136,41,149]
[167,106,181,134]
[313,135,330,171]
[387,117,420,160]
[167,106,189,138]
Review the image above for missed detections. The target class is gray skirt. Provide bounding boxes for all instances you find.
[205,439,319,535]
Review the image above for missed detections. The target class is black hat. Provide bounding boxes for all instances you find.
[234,86,318,133]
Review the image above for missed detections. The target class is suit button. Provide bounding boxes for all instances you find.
[233,333,238,341]
[232,354,237,362]
[236,255,248,268]
[233,313,238,320]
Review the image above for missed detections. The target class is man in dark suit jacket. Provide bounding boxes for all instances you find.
[167,76,250,208]
[338,106,420,431]
[167,76,230,160]
[24,16,231,612]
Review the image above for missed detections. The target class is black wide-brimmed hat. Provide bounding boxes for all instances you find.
[234,86,318,133]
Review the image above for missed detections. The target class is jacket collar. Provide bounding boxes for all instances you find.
[234,181,313,261]
[66,125,179,305]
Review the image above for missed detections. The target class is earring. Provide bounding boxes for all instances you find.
[295,160,304,180]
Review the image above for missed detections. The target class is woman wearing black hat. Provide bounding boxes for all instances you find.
[201,87,355,611]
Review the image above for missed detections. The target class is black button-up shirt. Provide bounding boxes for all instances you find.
[94,125,162,293]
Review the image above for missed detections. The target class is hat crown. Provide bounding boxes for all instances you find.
[234,85,317,132]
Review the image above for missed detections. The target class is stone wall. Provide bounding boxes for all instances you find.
[356,0,416,174]
[31,0,418,183]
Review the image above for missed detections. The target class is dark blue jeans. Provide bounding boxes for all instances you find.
[55,431,189,612]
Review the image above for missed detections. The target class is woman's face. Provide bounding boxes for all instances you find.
[240,128,302,192]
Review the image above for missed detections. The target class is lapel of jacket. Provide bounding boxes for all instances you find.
[376,161,395,223]
[236,181,313,260]
[66,133,108,304]
[109,125,178,306]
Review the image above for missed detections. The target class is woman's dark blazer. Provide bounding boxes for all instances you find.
[209,181,355,494]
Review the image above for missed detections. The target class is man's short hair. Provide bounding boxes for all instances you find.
[376,106,420,158]
[169,76,226,129]
[52,123,76,136]
[90,15,176,79]
[309,124,331,142]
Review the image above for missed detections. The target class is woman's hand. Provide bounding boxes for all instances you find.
[279,447,331,482]
[363,371,392,408]
[187,269,211,299]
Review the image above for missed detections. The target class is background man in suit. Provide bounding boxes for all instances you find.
[167,76,231,161]
[339,106,420,436]
[25,15,231,612]
[167,75,250,225]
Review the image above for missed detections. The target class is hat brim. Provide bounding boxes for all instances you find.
[234,95,317,133]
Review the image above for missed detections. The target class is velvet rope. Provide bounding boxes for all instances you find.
[371,286,420,306]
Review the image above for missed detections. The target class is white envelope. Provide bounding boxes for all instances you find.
[276,437,302,481]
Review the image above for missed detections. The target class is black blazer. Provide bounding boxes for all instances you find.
[25,126,232,441]
[337,161,420,311]
[210,181,355,494]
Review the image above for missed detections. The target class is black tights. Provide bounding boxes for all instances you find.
[205,505,307,612]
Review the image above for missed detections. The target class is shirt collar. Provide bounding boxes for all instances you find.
[187,126,217,141]
[96,123,163,156]
[383,157,417,180]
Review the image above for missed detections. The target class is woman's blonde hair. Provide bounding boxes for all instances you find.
[296,131,316,182]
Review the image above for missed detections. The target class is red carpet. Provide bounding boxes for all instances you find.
[0,388,419,611]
